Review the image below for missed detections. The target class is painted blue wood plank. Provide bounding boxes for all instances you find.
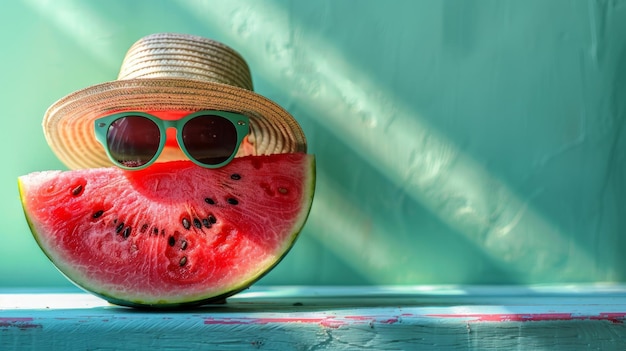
[2,285,626,350]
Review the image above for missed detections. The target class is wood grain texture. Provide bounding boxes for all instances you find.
[2,285,626,350]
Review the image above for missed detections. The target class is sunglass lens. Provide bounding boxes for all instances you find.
[107,116,161,168]
[182,115,238,165]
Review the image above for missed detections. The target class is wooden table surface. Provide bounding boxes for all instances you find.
[2,284,626,350]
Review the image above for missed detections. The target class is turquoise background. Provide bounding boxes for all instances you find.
[2,0,626,287]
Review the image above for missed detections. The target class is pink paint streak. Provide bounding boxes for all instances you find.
[204,317,345,328]
[379,317,399,324]
[426,312,626,324]
[0,317,41,330]
[344,315,400,325]
[344,315,371,321]
[203,315,405,329]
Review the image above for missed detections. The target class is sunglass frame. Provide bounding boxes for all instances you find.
[94,110,250,170]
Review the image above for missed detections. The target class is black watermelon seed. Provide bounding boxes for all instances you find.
[153,228,159,235]
[93,210,104,219]
[230,173,241,180]
[122,227,131,239]
[202,218,211,228]
[179,256,188,267]
[71,184,83,196]
[204,198,215,205]
[168,236,176,247]
[115,223,124,234]
[140,224,149,233]
[193,218,202,229]
[227,198,239,205]
[181,240,188,250]
[208,215,217,224]
[182,218,191,230]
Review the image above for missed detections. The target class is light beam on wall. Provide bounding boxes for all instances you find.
[175,0,597,281]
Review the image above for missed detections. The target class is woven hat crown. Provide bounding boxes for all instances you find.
[118,33,254,90]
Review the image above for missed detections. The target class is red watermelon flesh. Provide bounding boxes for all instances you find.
[18,153,315,308]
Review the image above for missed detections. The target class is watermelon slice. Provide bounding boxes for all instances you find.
[18,153,315,308]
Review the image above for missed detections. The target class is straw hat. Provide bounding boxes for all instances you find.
[43,33,307,169]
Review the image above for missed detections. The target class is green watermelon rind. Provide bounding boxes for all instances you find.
[18,155,316,309]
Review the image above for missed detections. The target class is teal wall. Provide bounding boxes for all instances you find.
[2,0,626,287]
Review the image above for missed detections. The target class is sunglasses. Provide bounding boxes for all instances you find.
[94,110,250,170]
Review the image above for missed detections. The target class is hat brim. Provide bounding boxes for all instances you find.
[43,78,307,169]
